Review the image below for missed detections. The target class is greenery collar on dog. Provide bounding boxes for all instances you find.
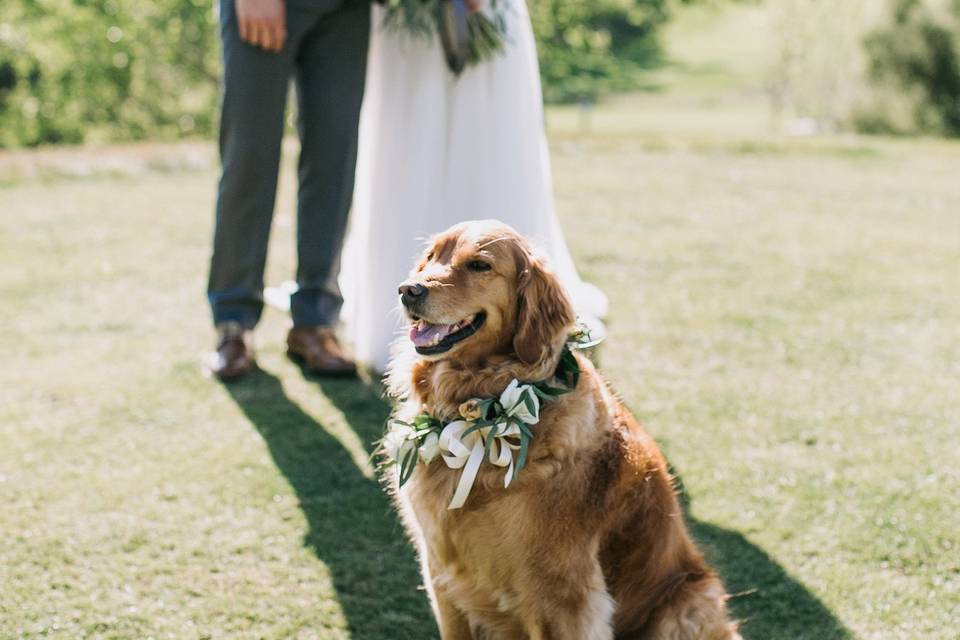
[384,343,582,510]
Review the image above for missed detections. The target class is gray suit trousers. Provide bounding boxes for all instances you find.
[208,0,369,328]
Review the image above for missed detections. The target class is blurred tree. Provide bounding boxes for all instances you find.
[764,0,875,134]
[0,0,687,146]
[0,0,218,147]
[531,0,688,104]
[863,0,960,136]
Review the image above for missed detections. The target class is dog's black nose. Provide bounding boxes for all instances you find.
[399,282,427,307]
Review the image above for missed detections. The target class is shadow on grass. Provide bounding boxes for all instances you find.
[225,369,849,639]
[224,369,435,639]
[689,519,851,640]
[672,474,852,639]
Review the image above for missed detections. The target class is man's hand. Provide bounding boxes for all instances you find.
[236,0,286,53]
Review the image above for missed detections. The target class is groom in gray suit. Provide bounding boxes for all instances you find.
[206,0,369,379]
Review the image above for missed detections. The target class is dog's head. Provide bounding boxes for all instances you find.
[398,220,575,367]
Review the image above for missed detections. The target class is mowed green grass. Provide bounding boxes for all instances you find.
[2,124,958,639]
[549,133,960,640]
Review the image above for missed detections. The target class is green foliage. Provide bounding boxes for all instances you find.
[863,0,960,137]
[0,0,218,147]
[531,0,683,103]
[0,0,685,146]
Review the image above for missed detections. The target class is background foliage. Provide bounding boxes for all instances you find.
[0,0,682,148]
[761,0,960,138]
[762,0,873,134]
[0,0,219,147]
[530,0,685,103]
[862,0,960,137]
[2,0,960,147]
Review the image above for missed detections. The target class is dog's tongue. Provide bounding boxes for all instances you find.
[409,321,457,348]
[410,316,476,348]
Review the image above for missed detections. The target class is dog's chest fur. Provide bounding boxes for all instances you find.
[396,378,613,633]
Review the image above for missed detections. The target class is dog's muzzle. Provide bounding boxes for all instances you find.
[399,282,428,310]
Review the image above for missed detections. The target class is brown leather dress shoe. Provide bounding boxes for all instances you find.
[204,322,256,380]
[287,326,357,376]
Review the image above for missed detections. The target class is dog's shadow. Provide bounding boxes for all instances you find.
[224,368,432,639]
[671,474,852,639]
[225,370,850,639]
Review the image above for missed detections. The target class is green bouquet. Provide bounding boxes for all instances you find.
[382,0,508,74]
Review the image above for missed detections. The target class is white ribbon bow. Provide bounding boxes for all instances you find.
[438,420,484,509]
[439,420,525,509]
[387,379,541,510]
[437,380,539,509]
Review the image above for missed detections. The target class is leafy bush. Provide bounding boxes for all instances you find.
[863,0,960,137]
[531,0,683,104]
[0,0,681,147]
[0,0,218,147]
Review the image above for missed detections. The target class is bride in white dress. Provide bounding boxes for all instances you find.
[340,0,607,371]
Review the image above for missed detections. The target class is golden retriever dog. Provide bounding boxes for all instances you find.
[385,220,740,640]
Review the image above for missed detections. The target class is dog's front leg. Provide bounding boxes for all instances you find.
[434,590,473,640]
[525,563,615,640]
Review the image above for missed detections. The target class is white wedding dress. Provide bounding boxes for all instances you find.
[340,1,607,371]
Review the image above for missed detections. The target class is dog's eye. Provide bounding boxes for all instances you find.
[467,260,492,272]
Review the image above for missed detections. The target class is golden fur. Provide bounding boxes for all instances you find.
[386,220,740,639]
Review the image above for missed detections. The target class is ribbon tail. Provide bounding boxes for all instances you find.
[448,437,485,510]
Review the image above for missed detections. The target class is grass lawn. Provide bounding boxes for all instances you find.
[2,6,959,639]
[3,127,958,640]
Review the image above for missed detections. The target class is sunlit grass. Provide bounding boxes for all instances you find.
[2,120,958,638]
[551,132,960,639]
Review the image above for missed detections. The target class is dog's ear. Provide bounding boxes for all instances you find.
[513,257,576,365]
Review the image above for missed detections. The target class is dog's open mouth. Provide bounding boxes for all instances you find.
[409,312,486,355]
